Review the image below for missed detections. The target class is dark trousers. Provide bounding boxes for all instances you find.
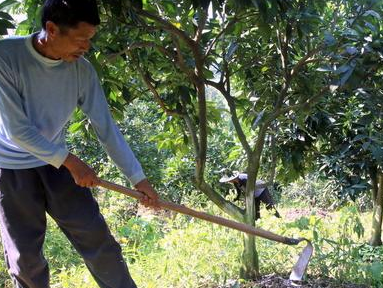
[255,188,281,220]
[0,165,137,288]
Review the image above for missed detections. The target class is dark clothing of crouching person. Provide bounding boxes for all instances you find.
[221,173,281,220]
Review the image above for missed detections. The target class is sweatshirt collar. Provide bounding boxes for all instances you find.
[25,33,63,67]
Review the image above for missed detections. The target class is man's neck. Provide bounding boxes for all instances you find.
[32,31,60,60]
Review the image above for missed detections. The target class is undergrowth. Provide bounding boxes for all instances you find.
[0,197,381,287]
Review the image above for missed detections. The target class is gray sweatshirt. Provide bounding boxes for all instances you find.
[0,34,145,185]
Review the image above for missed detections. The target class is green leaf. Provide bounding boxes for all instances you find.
[364,21,377,32]
[251,110,264,130]
[350,184,367,189]
[334,60,357,88]
[0,0,16,11]
[203,68,214,79]
[370,262,383,281]
[362,141,371,151]
[122,86,133,104]
[0,18,14,31]
[261,66,269,72]
[313,229,319,241]
[0,11,13,21]
[0,20,14,35]
[352,134,368,142]
[370,145,383,162]
[68,122,83,133]
[317,65,333,72]
[15,19,31,36]
[363,10,381,20]
[342,28,359,38]
[164,1,176,16]
[224,41,238,61]
[334,64,351,75]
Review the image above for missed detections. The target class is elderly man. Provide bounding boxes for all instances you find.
[0,0,159,287]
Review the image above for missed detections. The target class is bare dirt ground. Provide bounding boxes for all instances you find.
[283,208,331,221]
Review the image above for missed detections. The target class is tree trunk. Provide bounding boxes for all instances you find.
[240,151,265,278]
[370,169,383,246]
[240,185,259,278]
[240,234,259,279]
[240,192,260,279]
[268,126,277,186]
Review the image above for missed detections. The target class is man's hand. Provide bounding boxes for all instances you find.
[63,153,100,187]
[134,179,159,208]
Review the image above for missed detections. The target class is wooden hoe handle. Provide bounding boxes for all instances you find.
[99,179,305,246]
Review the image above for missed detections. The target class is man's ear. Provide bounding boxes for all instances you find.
[45,21,61,40]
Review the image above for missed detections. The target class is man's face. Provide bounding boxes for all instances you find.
[48,21,97,62]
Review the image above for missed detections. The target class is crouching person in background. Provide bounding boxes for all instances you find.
[220,172,281,220]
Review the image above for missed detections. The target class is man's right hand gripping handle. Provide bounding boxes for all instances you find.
[63,153,100,188]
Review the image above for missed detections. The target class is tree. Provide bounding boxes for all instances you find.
[309,0,383,246]
[93,0,354,277]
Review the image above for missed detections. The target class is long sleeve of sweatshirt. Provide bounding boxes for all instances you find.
[78,66,146,185]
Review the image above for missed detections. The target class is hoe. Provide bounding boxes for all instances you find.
[99,179,313,282]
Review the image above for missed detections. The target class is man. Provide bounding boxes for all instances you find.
[220,172,281,220]
[0,0,159,287]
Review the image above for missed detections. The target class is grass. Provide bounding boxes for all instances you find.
[0,198,381,287]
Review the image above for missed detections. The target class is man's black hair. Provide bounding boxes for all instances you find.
[41,0,100,30]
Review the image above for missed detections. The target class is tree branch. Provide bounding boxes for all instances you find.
[282,85,330,114]
[194,8,208,43]
[172,36,197,82]
[180,98,200,157]
[136,9,195,48]
[132,56,181,116]
[204,19,237,59]
[206,80,252,156]
[194,81,208,184]
[107,41,175,63]
[198,180,245,221]
[137,9,204,76]
[204,11,258,60]
[276,26,289,83]
[290,46,324,78]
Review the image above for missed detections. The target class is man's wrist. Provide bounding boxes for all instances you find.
[63,153,76,170]
[134,178,149,189]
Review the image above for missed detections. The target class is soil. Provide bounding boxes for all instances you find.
[283,208,330,221]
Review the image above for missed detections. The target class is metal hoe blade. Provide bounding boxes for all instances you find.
[289,239,313,281]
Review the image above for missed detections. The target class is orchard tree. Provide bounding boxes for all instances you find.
[92,0,362,277]
[319,94,383,246]
[305,0,383,246]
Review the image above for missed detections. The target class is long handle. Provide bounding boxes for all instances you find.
[99,180,303,245]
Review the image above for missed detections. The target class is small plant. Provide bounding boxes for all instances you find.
[308,206,371,285]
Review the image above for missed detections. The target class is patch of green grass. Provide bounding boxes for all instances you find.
[129,216,242,288]
[0,203,380,287]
